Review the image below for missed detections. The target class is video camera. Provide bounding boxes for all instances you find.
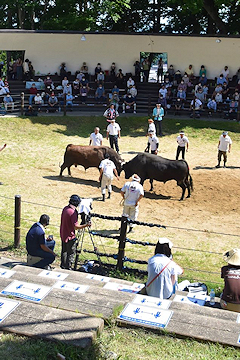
[77,198,93,225]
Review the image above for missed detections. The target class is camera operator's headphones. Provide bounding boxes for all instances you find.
[69,194,81,207]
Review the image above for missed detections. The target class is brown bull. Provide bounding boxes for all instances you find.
[59,144,124,177]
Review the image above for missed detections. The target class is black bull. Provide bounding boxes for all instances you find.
[122,153,193,200]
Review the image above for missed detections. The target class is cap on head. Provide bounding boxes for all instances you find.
[148,118,154,123]
[222,131,228,136]
[223,248,240,266]
[104,153,110,159]
[69,194,81,207]
[179,131,184,135]
[158,237,173,249]
[132,174,141,182]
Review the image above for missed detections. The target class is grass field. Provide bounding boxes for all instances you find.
[0,115,240,359]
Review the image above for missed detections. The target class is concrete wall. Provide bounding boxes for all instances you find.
[0,30,240,79]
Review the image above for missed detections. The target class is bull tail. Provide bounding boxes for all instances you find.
[189,174,193,191]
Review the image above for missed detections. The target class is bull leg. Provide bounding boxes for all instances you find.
[59,163,72,177]
[177,180,186,201]
[149,179,153,192]
[186,180,191,198]
[68,166,72,176]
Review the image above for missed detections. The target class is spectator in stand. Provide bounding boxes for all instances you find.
[122,93,137,113]
[23,59,30,80]
[73,78,80,97]
[174,98,184,115]
[207,98,217,116]
[95,63,102,80]
[110,62,116,82]
[127,76,135,89]
[95,84,106,103]
[109,93,120,111]
[129,85,137,100]
[89,127,103,146]
[159,85,167,99]
[233,91,239,102]
[66,92,74,110]
[164,77,172,89]
[221,66,230,80]
[182,73,193,91]
[28,61,35,80]
[199,73,207,86]
[0,78,8,95]
[167,64,175,82]
[12,60,17,80]
[217,74,227,85]
[16,58,23,80]
[116,69,125,88]
[62,76,68,89]
[177,88,186,101]
[133,60,141,82]
[142,57,150,82]
[47,93,58,113]
[157,94,167,110]
[29,83,38,105]
[104,104,119,122]
[34,93,43,111]
[63,83,72,95]
[199,65,207,77]
[60,62,67,80]
[79,86,88,104]
[202,84,209,99]
[228,100,238,120]
[213,84,223,97]
[153,103,164,136]
[174,70,182,85]
[111,84,120,96]
[76,71,84,82]
[196,88,205,105]
[80,62,88,79]
[184,64,194,81]
[190,98,202,118]
[4,80,10,94]
[215,92,223,104]
[178,80,187,93]
[222,82,230,100]
[3,94,14,111]
[97,71,105,85]
[220,248,240,312]
[44,75,53,90]
[7,62,13,80]
[80,76,89,92]
[157,57,164,83]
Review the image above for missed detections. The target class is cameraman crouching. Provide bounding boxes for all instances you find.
[60,195,91,270]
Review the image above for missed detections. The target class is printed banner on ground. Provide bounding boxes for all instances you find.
[173,294,209,306]
[118,303,173,328]
[0,268,15,278]
[103,282,144,293]
[38,270,69,280]
[53,281,89,293]
[132,294,171,309]
[86,274,110,282]
[1,280,52,302]
[0,297,20,323]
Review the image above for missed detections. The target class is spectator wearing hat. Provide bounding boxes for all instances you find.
[120,174,144,233]
[145,130,159,155]
[89,127,103,146]
[106,119,121,153]
[176,131,189,160]
[146,238,183,299]
[220,248,240,312]
[60,195,91,270]
[147,118,156,136]
[216,131,232,168]
[99,154,119,201]
[152,103,164,136]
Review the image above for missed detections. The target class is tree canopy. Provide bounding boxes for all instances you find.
[0,0,239,35]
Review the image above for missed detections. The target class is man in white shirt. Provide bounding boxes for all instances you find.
[106,119,121,153]
[89,127,103,146]
[145,130,159,155]
[99,153,119,201]
[147,118,156,135]
[216,131,232,168]
[190,98,202,118]
[176,131,189,160]
[120,174,144,233]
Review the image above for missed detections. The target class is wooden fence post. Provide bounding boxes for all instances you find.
[21,92,24,116]
[14,195,21,248]
[116,216,128,271]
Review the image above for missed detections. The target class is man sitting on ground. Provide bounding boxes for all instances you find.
[26,214,56,269]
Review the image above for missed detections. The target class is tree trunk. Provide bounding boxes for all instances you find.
[203,0,228,34]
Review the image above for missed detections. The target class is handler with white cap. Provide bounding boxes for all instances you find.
[216,131,232,168]
[106,118,121,153]
[176,131,189,160]
[120,174,144,233]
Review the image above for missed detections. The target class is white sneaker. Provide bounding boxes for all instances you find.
[134,111,136,114]
[122,111,125,113]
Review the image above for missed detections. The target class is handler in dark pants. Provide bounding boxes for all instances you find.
[176,131,189,160]
[26,214,56,269]
[106,119,121,153]
[60,195,91,270]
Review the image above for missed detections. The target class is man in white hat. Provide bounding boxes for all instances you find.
[89,127,103,146]
[106,118,121,153]
[145,130,159,155]
[99,153,119,201]
[216,131,232,168]
[220,248,240,312]
[147,118,156,136]
[176,131,189,160]
[120,174,144,233]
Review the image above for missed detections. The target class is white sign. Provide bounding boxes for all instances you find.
[118,303,173,328]
[132,295,171,309]
[53,281,89,294]
[38,270,69,280]
[0,297,20,323]
[236,314,240,324]
[86,274,110,282]
[1,280,52,302]
[103,282,144,293]
[173,294,209,306]
[0,268,15,278]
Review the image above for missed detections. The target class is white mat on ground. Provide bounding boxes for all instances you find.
[103,282,144,293]
[86,274,110,282]
[53,281,89,293]
[132,294,171,309]
[0,297,20,322]
[1,280,52,302]
[173,293,210,306]
[38,269,69,280]
[0,268,15,278]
